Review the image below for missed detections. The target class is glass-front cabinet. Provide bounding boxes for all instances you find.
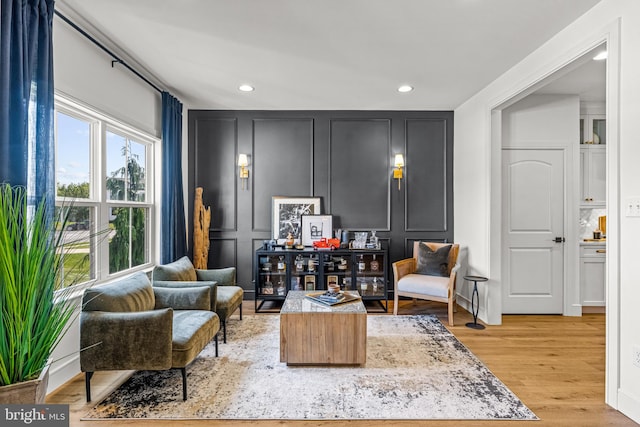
[256,252,288,299]
[580,114,606,145]
[254,247,388,312]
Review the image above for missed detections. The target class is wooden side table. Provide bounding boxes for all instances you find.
[464,275,488,330]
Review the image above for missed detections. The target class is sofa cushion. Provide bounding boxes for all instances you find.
[397,273,450,298]
[171,310,219,368]
[415,243,451,277]
[153,256,197,281]
[215,285,244,321]
[82,272,155,312]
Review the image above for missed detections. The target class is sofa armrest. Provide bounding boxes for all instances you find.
[154,286,211,311]
[153,280,218,312]
[196,267,236,287]
[392,258,416,285]
[80,308,173,372]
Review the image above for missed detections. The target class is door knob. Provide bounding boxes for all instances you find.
[552,237,565,243]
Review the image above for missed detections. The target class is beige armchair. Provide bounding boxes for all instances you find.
[392,242,460,325]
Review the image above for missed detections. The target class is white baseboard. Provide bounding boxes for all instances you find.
[618,389,640,424]
[47,354,81,395]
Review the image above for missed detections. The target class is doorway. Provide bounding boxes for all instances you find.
[490,29,620,406]
[498,44,606,316]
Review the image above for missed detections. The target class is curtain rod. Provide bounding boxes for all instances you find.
[54,10,163,94]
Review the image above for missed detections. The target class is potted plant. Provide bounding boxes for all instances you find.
[0,184,77,403]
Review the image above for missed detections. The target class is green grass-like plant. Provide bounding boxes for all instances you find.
[0,184,76,386]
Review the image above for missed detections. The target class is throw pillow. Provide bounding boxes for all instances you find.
[415,243,451,277]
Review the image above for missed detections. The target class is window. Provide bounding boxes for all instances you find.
[55,96,156,286]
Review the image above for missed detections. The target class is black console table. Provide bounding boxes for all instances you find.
[255,247,388,313]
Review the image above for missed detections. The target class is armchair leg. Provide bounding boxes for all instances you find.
[448,302,454,326]
[222,320,227,343]
[215,333,219,357]
[181,367,187,401]
[393,293,399,315]
[85,371,94,402]
[239,303,243,320]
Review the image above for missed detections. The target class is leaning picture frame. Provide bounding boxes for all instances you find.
[301,214,333,246]
[272,196,321,244]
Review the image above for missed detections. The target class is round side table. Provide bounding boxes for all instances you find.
[464,275,488,330]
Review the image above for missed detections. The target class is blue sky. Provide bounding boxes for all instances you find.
[56,112,145,192]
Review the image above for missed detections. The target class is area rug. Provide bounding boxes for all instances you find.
[83,314,537,420]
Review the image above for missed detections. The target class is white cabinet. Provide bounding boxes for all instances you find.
[580,145,606,207]
[580,244,606,306]
[580,114,606,145]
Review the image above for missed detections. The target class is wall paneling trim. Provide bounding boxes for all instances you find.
[188,110,454,296]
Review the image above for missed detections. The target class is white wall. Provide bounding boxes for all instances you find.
[49,15,162,394]
[53,16,161,138]
[454,0,640,421]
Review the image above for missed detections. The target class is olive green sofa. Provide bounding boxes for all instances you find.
[80,272,220,401]
[152,256,243,343]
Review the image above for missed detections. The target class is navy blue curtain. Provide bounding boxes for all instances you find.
[160,92,187,263]
[0,0,55,211]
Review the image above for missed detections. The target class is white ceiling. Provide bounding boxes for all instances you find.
[535,44,606,102]
[56,0,602,110]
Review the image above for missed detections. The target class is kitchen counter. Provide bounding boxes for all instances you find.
[580,239,606,246]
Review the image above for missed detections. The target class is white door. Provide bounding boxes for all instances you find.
[502,148,564,313]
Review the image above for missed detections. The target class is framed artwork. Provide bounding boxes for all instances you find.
[301,214,332,246]
[272,197,321,243]
[304,275,316,291]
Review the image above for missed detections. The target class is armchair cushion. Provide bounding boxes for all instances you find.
[215,285,244,322]
[82,272,156,312]
[171,310,220,368]
[415,243,451,277]
[397,274,450,299]
[153,279,218,312]
[154,286,211,311]
[196,267,235,287]
[153,256,197,281]
[196,267,243,323]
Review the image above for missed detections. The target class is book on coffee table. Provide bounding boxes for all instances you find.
[305,291,361,306]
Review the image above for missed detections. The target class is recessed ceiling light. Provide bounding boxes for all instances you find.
[239,84,255,92]
[397,85,413,93]
[593,51,607,61]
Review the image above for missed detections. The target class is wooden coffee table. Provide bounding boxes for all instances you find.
[280,290,367,365]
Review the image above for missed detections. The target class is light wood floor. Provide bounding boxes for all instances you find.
[47,300,638,427]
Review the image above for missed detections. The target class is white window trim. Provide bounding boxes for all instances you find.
[54,92,159,287]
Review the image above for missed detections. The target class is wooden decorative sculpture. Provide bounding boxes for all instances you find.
[193,187,211,269]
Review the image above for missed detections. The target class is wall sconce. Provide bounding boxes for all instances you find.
[238,153,249,190]
[393,154,404,190]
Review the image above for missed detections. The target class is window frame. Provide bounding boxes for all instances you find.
[54,93,157,287]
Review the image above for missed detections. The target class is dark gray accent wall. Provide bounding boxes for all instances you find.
[188,110,453,297]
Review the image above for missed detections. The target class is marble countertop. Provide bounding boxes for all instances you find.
[580,240,606,246]
[281,290,366,314]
